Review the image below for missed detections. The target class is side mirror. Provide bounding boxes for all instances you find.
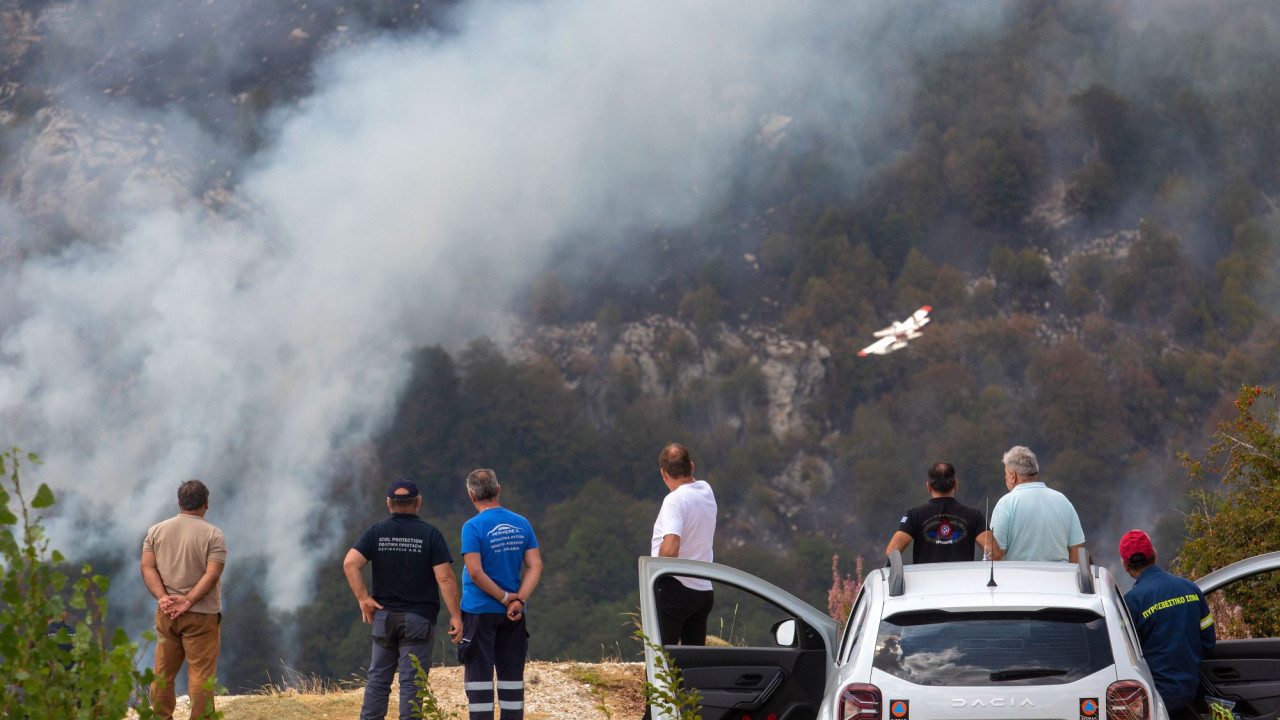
[772,618,797,647]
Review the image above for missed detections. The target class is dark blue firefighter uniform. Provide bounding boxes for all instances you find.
[1123,566,1216,711]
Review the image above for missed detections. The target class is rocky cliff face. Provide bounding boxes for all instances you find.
[508,314,831,441]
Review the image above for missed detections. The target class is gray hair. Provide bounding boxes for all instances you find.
[466,468,500,501]
[1002,446,1039,476]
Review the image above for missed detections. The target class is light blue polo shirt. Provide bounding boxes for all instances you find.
[990,481,1085,561]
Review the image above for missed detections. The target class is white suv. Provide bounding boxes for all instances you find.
[639,551,1279,720]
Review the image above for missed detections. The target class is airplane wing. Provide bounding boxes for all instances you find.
[905,305,931,330]
[858,336,898,356]
[873,306,931,336]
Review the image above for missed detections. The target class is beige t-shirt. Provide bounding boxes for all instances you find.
[142,514,227,614]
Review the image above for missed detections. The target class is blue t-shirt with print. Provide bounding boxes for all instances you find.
[461,507,538,614]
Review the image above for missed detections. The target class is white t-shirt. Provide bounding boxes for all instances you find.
[651,479,718,591]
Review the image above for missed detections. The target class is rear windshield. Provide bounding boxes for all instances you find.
[874,609,1114,686]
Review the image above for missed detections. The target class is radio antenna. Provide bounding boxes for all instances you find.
[986,496,997,588]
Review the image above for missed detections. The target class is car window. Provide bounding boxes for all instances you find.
[873,609,1115,686]
[698,580,797,648]
[839,588,869,663]
[1203,567,1278,640]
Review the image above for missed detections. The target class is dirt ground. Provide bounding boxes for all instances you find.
[161,661,646,720]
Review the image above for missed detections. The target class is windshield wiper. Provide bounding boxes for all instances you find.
[990,667,1068,681]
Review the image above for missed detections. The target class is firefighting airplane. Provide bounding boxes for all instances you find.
[857,305,931,356]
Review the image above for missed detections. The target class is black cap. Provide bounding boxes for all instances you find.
[387,477,420,499]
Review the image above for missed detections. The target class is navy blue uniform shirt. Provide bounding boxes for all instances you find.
[898,496,987,563]
[1123,566,1215,710]
[353,513,454,621]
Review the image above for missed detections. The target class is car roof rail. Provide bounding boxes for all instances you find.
[1077,547,1095,594]
[888,548,905,597]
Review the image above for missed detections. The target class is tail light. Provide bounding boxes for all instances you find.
[840,683,882,720]
[1107,680,1149,720]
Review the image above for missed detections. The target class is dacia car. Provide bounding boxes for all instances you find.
[638,550,1280,720]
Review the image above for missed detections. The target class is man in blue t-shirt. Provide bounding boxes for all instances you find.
[1120,530,1215,720]
[344,477,463,720]
[459,469,543,720]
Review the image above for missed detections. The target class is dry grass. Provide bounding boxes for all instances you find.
[162,661,645,720]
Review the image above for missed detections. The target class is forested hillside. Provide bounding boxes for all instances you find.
[2,0,1279,692]
[269,1,1280,686]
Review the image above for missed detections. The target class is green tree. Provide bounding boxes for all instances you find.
[0,448,164,719]
[1066,162,1118,218]
[1176,386,1280,635]
[528,271,571,324]
[989,245,1051,306]
[678,285,723,341]
[759,233,796,277]
[955,138,1031,226]
[1029,339,1130,461]
[292,564,369,680]
[1069,84,1140,180]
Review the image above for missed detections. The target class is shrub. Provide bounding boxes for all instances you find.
[409,654,459,720]
[827,554,864,625]
[636,629,702,720]
[1175,386,1280,635]
[0,447,165,719]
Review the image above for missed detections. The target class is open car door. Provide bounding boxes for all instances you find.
[1196,551,1280,720]
[639,556,839,720]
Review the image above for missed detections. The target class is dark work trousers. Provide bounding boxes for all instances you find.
[655,575,714,646]
[360,609,436,720]
[643,577,715,720]
[460,612,528,720]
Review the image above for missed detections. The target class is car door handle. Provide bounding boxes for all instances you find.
[736,674,764,687]
[1212,668,1242,680]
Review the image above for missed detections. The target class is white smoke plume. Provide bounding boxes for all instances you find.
[0,0,1005,609]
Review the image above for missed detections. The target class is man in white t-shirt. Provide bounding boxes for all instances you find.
[650,442,718,646]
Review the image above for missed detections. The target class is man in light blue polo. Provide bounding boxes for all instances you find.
[990,446,1085,562]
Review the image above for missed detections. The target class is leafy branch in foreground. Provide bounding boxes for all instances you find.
[410,653,460,720]
[635,629,702,720]
[0,446,166,719]
[1176,385,1280,636]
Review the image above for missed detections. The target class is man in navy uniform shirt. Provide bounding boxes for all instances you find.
[1120,530,1215,720]
[344,477,463,720]
[885,462,991,563]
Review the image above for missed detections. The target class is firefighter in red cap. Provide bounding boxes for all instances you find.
[1119,530,1215,720]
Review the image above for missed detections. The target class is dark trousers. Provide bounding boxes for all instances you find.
[360,609,436,720]
[460,612,528,720]
[655,575,714,646]
[644,577,715,720]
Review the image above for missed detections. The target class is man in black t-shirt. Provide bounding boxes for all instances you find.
[344,477,463,720]
[885,462,991,564]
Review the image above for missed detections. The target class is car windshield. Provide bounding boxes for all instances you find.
[873,609,1114,686]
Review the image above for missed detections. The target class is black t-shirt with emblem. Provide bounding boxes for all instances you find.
[898,497,987,563]
[353,513,454,620]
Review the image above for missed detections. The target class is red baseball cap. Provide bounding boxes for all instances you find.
[1119,530,1155,565]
